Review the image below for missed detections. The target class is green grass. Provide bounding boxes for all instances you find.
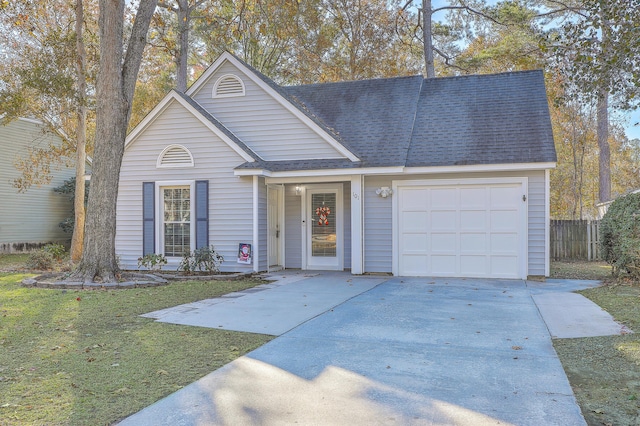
[551,261,640,425]
[0,272,273,425]
[0,254,30,271]
[550,260,612,280]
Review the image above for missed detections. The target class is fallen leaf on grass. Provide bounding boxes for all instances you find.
[112,387,130,395]
[156,369,169,376]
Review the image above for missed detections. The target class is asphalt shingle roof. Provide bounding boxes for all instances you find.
[406,71,557,167]
[197,60,557,173]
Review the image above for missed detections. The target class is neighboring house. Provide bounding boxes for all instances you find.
[116,52,557,279]
[0,118,74,253]
[595,189,640,219]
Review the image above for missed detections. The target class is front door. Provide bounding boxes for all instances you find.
[267,185,284,271]
[305,184,343,270]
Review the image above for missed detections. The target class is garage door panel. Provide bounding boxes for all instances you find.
[490,234,518,254]
[431,255,456,275]
[402,233,429,253]
[401,255,429,275]
[402,211,428,232]
[460,187,486,208]
[460,255,488,275]
[460,210,486,230]
[431,211,456,231]
[430,188,457,208]
[397,181,524,279]
[460,233,487,252]
[430,233,456,252]
[490,256,519,276]
[401,189,428,209]
[490,210,519,232]
[490,186,520,208]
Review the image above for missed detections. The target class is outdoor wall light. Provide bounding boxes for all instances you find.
[295,185,302,196]
[376,187,393,198]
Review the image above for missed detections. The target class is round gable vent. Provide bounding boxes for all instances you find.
[213,74,245,98]
[157,144,194,168]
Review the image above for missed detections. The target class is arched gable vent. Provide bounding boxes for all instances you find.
[157,144,194,168]
[213,74,245,98]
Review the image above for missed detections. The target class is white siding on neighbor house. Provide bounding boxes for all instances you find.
[284,184,302,268]
[116,100,254,272]
[0,119,73,252]
[191,61,346,161]
[363,170,548,277]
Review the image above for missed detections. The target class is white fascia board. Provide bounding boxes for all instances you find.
[236,166,404,180]
[187,52,360,162]
[125,91,255,163]
[403,162,557,174]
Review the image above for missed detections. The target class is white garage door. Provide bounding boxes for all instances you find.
[395,180,526,279]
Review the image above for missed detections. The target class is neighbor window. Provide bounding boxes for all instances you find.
[162,186,191,256]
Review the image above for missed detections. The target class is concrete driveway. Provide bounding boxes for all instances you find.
[117,274,615,426]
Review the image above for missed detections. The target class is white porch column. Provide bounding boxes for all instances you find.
[253,176,259,273]
[350,175,364,274]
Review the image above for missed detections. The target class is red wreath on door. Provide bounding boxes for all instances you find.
[315,206,331,226]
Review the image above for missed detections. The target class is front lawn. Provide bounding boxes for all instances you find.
[0,272,272,425]
[551,261,640,426]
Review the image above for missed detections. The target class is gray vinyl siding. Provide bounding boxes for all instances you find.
[191,61,346,161]
[527,173,546,275]
[258,177,268,271]
[363,170,548,276]
[116,100,254,272]
[284,184,302,268]
[0,119,73,252]
[363,176,394,273]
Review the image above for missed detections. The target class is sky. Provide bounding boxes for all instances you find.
[626,111,640,141]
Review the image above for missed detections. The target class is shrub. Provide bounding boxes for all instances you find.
[178,246,224,274]
[53,177,89,234]
[137,253,168,271]
[26,250,55,271]
[43,243,66,261]
[600,192,640,277]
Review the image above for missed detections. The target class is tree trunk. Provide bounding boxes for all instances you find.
[176,0,189,92]
[597,88,611,203]
[71,0,87,263]
[72,0,158,283]
[422,0,435,78]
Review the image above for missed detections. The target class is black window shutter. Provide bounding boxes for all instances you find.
[195,180,209,249]
[142,182,155,255]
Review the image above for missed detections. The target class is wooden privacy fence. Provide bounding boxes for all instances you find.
[550,220,601,261]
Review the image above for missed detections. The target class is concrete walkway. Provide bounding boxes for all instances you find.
[118,274,629,426]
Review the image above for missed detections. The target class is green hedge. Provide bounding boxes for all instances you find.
[601,192,640,277]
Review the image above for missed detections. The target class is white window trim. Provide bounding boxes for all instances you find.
[155,180,196,258]
[212,74,246,98]
[156,144,194,168]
